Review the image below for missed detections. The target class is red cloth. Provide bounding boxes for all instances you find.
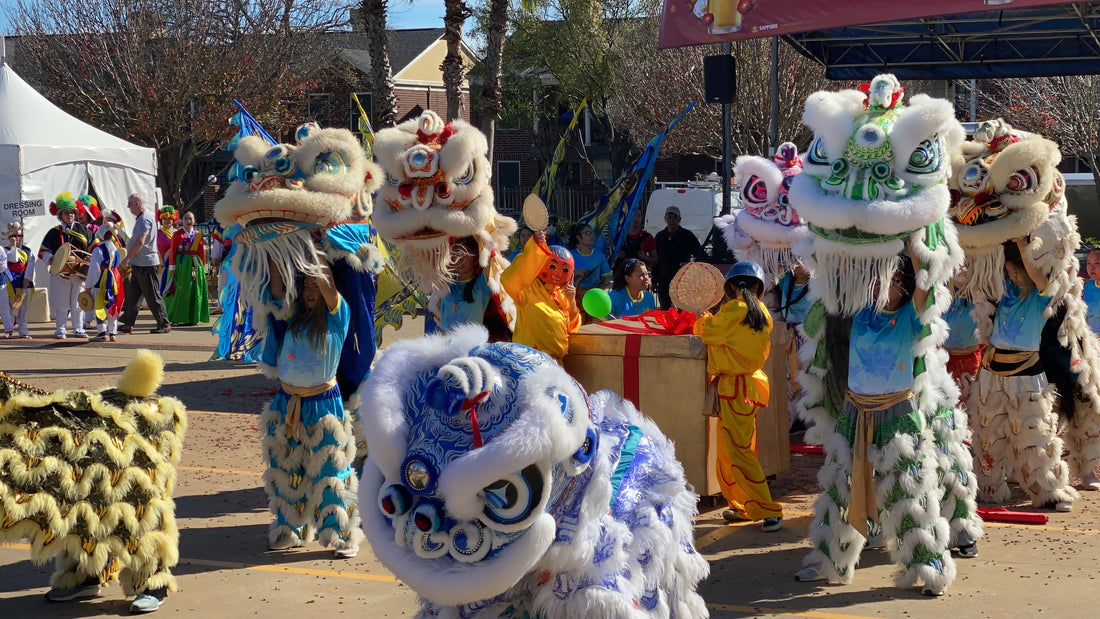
[947,348,982,383]
[601,308,698,335]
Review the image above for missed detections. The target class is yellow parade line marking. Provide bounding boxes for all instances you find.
[707,603,887,619]
[187,409,250,417]
[178,465,263,477]
[0,543,396,584]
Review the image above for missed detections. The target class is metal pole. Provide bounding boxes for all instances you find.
[969,78,977,122]
[769,36,779,154]
[721,42,732,216]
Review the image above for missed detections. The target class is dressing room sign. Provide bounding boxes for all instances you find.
[1,199,45,222]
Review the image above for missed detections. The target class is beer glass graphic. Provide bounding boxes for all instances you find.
[708,0,742,34]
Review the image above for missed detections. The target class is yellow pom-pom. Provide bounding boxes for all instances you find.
[117,349,164,398]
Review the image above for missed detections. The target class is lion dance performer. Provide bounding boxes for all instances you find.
[371,110,516,336]
[358,325,709,618]
[948,118,1100,504]
[39,192,91,339]
[1,222,35,339]
[788,74,981,594]
[215,123,383,556]
[0,350,185,613]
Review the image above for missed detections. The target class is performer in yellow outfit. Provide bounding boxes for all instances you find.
[694,261,783,531]
[501,230,581,363]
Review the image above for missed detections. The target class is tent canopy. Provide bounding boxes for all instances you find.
[783,3,1100,80]
[0,61,157,268]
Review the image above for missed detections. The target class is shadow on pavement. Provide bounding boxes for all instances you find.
[174,488,268,520]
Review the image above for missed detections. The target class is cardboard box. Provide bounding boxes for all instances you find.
[564,320,790,496]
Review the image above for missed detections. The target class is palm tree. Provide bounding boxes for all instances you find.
[358,0,398,128]
[442,0,473,121]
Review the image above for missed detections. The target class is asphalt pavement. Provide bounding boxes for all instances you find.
[3,313,1100,618]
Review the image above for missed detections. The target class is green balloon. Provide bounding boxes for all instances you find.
[582,288,613,318]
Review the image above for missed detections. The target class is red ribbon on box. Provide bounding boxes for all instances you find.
[597,310,696,408]
[600,309,698,335]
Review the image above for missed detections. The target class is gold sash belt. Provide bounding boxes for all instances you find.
[280,377,338,441]
[946,344,980,356]
[981,348,1039,376]
[845,388,914,539]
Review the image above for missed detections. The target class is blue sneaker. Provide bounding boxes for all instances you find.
[45,579,100,602]
[130,588,166,613]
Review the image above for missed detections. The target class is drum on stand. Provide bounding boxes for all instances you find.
[49,243,91,281]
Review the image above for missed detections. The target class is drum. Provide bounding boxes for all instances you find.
[49,243,91,280]
[117,248,131,279]
[77,290,95,312]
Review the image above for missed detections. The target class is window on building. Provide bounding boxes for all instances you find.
[308,93,331,128]
[564,163,582,186]
[496,161,521,187]
[349,92,373,135]
[496,161,521,189]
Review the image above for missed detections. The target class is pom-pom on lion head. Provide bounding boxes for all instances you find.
[372,110,516,296]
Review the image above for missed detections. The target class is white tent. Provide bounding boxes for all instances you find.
[0,62,157,283]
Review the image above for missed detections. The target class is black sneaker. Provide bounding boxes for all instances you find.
[150,325,171,334]
[762,517,783,532]
[45,577,101,602]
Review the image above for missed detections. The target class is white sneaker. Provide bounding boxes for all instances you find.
[795,565,827,582]
[333,545,358,559]
[1055,501,1073,513]
[1082,474,1100,491]
[922,583,945,596]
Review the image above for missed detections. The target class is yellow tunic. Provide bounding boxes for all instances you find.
[501,238,581,360]
[694,298,782,520]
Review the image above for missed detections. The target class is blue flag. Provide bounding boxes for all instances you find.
[579,102,696,261]
[227,100,277,182]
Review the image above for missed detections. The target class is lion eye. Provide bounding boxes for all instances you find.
[480,464,543,532]
[1006,166,1040,193]
[312,150,348,176]
[454,166,474,185]
[741,176,769,205]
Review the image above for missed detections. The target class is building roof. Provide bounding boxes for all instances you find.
[324,28,447,74]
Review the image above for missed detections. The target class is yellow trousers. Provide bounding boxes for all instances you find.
[715,374,783,520]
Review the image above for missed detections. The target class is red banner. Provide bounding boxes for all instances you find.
[658,0,1076,49]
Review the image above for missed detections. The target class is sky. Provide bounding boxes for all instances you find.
[0,0,450,37]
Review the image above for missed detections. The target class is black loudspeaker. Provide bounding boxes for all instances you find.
[703,55,737,104]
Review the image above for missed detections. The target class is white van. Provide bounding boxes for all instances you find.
[644,181,731,243]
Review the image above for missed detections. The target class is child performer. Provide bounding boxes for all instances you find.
[437,236,511,341]
[85,224,126,342]
[608,258,657,318]
[973,239,1081,509]
[259,260,364,558]
[694,261,783,532]
[501,230,581,363]
[1084,247,1100,335]
[0,223,35,339]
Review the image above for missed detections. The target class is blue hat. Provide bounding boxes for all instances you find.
[726,261,765,290]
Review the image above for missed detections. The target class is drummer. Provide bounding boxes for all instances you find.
[38,191,91,339]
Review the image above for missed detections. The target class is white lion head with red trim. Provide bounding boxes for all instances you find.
[372,111,516,296]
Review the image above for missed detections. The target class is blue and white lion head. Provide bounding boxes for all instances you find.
[357,325,599,606]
